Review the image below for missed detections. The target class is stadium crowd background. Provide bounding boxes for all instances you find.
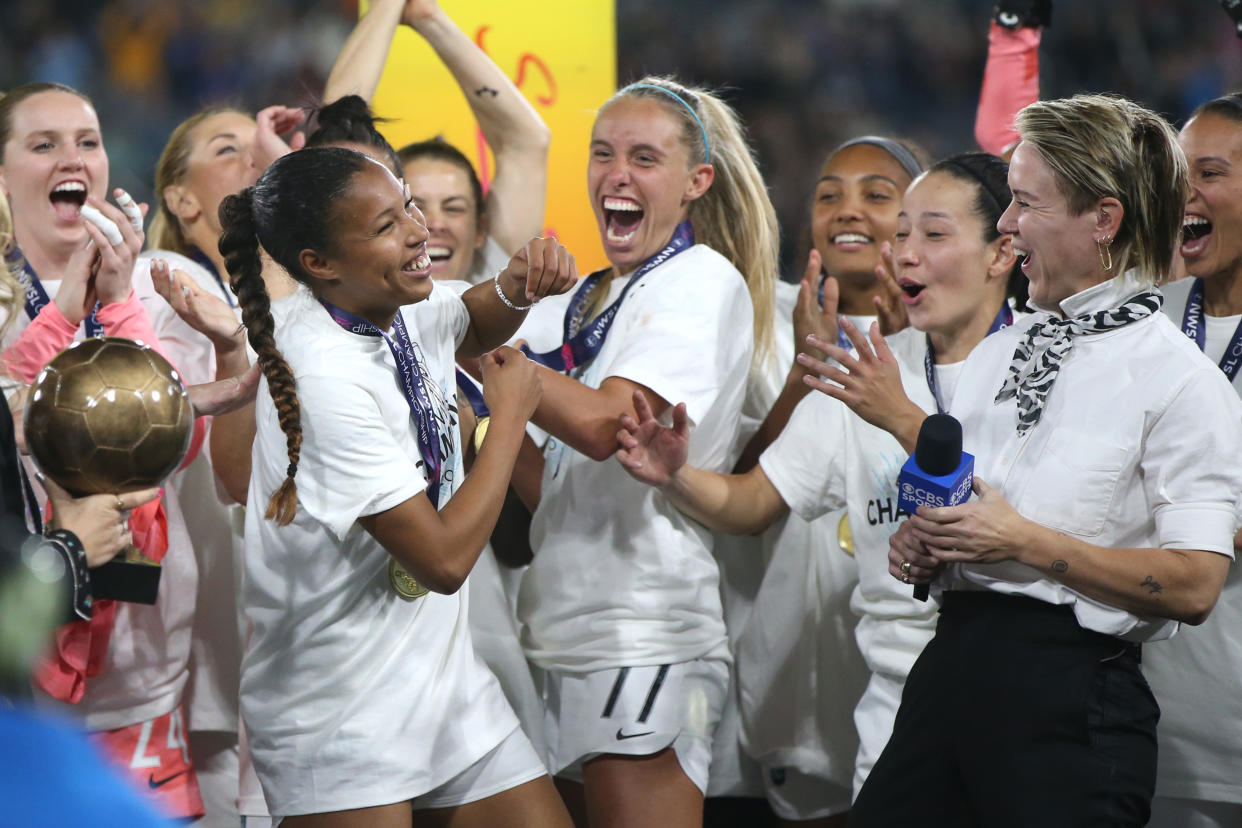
[2,0,1238,271]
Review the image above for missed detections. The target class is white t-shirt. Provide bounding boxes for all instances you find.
[1146,276,1242,804]
[944,274,1242,641]
[518,244,753,672]
[760,327,942,680]
[240,284,517,816]
[13,257,210,731]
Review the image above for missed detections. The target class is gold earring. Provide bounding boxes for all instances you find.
[1096,236,1113,272]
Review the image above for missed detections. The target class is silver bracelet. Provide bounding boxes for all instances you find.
[494,273,533,311]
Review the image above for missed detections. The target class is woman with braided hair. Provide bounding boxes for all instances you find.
[830,95,1242,826]
[222,146,576,826]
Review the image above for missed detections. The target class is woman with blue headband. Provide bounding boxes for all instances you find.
[511,76,777,826]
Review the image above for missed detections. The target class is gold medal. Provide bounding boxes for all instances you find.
[837,512,855,557]
[473,415,491,454]
[388,559,429,599]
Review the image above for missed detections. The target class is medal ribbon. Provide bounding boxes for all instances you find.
[455,367,489,418]
[924,303,1014,414]
[1181,277,1242,381]
[18,257,103,337]
[523,221,695,372]
[320,301,447,508]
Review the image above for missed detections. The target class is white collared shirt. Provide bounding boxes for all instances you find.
[942,272,1242,642]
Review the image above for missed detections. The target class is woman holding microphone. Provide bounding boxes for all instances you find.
[815,95,1242,827]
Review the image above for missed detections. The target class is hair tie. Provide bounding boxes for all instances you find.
[621,83,711,164]
[833,135,923,180]
[287,462,298,478]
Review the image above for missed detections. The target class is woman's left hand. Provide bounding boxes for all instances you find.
[873,241,909,336]
[906,477,1032,566]
[500,236,578,304]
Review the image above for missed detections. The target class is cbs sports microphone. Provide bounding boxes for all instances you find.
[896,413,974,601]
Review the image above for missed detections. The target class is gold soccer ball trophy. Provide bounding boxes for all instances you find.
[24,337,193,603]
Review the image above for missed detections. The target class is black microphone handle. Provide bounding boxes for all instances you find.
[913,583,929,602]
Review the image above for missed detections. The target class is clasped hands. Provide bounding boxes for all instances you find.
[888,477,1034,586]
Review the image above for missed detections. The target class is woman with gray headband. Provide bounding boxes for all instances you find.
[512,76,778,826]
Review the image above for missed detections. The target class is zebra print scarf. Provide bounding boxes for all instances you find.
[994,290,1162,435]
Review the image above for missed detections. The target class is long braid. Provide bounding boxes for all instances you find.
[218,190,302,525]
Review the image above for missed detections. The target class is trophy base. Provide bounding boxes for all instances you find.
[91,547,162,604]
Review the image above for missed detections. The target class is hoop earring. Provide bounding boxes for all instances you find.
[1096,236,1113,272]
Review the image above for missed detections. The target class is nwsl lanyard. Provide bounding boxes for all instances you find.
[19,258,103,337]
[455,368,489,417]
[924,303,1014,414]
[188,247,236,309]
[1181,277,1242,381]
[523,221,695,372]
[320,301,447,508]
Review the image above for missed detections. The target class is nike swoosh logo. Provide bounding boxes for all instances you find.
[148,770,187,789]
[615,728,655,741]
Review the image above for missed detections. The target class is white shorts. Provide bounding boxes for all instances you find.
[761,765,853,821]
[853,669,905,799]
[539,659,729,795]
[412,727,547,810]
[262,729,545,824]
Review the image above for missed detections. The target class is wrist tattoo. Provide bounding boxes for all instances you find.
[474,86,499,98]
[1051,559,1069,573]
[1140,575,1163,595]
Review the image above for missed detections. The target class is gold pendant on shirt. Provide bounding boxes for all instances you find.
[389,559,429,599]
[837,512,855,557]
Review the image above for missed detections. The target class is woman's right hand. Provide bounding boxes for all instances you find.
[615,389,689,488]
[43,478,160,568]
[479,345,542,424]
[873,241,909,336]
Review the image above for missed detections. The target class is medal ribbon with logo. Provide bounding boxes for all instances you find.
[320,300,452,599]
[1181,277,1242,381]
[523,221,695,373]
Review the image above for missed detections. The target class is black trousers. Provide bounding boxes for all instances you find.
[850,591,1158,828]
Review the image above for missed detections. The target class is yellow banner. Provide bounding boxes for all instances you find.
[368,1,615,271]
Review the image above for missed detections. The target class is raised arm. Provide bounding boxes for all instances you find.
[402,0,551,253]
[322,0,405,104]
[974,4,1046,158]
[615,390,788,534]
